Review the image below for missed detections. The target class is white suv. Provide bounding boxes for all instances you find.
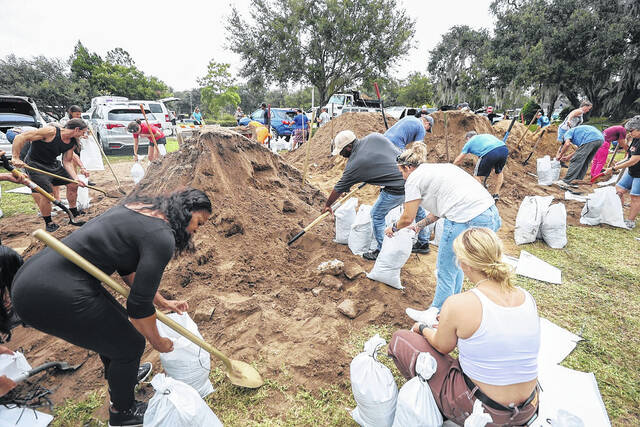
[128,100,173,136]
[89,104,161,154]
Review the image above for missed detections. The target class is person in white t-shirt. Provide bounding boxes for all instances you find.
[317,107,331,127]
[384,142,502,314]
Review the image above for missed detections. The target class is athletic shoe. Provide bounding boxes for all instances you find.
[492,194,500,201]
[560,162,569,168]
[108,400,147,427]
[45,222,60,232]
[137,362,152,383]
[553,180,570,189]
[362,249,380,261]
[88,180,96,186]
[406,306,440,328]
[412,241,430,254]
[624,219,636,229]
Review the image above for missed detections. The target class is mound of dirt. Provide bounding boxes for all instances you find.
[423,111,496,162]
[524,125,561,159]
[8,127,441,420]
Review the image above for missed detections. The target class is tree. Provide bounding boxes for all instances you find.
[226,0,415,106]
[197,60,240,118]
[106,47,135,67]
[396,73,434,107]
[427,26,491,108]
[0,54,88,118]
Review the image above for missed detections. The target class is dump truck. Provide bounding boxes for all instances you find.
[323,90,383,118]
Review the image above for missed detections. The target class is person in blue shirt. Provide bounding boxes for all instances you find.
[453,132,509,200]
[555,125,604,187]
[292,109,309,149]
[384,114,433,149]
[536,111,550,128]
[192,107,203,125]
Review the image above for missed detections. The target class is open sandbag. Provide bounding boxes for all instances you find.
[349,204,375,255]
[367,228,414,289]
[334,197,358,244]
[515,196,554,245]
[580,186,626,228]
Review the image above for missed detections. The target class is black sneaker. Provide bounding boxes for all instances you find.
[109,400,147,427]
[45,222,60,232]
[137,362,152,383]
[492,194,500,201]
[412,241,430,254]
[363,249,380,260]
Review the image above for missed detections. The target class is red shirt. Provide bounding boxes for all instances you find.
[133,122,164,140]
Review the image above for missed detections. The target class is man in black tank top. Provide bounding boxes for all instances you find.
[11,118,88,232]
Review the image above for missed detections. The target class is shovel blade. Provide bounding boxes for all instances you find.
[226,359,263,388]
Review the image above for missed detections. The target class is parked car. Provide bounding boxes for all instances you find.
[88,103,161,154]
[238,108,297,140]
[128,99,174,137]
[0,95,47,159]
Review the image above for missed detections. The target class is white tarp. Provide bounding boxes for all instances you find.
[564,191,589,203]
[515,250,562,284]
[5,186,32,194]
[0,406,53,427]
[538,318,582,366]
[534,365,611,427]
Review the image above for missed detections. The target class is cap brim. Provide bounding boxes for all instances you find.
[331,146,341,156]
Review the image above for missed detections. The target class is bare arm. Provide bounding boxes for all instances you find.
[421,298,459,354]
[133,135,139,158]
[121,273,188,314]
[396,199,421,229]
[453,152,467,166]
[11,127,55,165]
[323,189,343,214]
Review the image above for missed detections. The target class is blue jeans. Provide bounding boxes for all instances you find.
[431,205,502,309]
[371,190,430,250]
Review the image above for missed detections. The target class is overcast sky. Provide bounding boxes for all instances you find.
[0,0,495,92]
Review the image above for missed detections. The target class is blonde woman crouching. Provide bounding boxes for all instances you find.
[387,228,541,426]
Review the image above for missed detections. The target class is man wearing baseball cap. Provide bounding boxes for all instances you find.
[323,130,431,259]
[384,112,433,150]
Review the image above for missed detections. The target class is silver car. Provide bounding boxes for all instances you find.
[0,95,47,159]
[89,104,161,154]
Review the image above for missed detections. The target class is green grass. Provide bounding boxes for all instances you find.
[0,180,38,218]
[52,391,105,427]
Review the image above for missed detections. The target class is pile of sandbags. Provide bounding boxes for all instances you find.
[334,198,358,244]
[515,196,567,248]
[537,156,561,186]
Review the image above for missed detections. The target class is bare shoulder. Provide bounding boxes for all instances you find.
[22,126,55,141]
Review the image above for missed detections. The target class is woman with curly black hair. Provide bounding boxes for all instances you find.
[11,188,212,427]
[0,245,24,397]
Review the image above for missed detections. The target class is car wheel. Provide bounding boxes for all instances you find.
[97,133,111,155]
[270,127,279,141]
[284,135,291,142]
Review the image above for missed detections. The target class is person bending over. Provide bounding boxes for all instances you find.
[11,188,212,427]
[605,116,640,229]
[127,119,166,162]
[388,228,540,426]
[324,130,431,260]
[453,131,509,200]
[11,119,88,232]
[591,125,626,177]
[384,142,501,320]
[384,113,433,150]
[554,124,604,188]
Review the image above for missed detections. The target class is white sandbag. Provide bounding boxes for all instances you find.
[514,196,554,245]
[76,174,91,211]
[158,144,167,156]
[0,352,31,381]
[131,162,145,184]
[143,374,222,427]
[541,203,567,249]
[79,136,104,171]
[0,406,53,427]
[367,228,414,289]
[392,352,443,427]
[350,334,398,427]
[429,218,444,247]
[334,197,358,244]
[580,186,626,228]
[537,156,561,186]
[156,313,214,398]
[349,205,375,255]
[463,399,492,427]
[384,205,403,227]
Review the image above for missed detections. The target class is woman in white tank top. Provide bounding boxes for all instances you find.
[388,228,541,426]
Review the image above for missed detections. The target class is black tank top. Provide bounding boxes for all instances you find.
[26,127,76,167]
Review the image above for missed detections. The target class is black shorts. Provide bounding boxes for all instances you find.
[25,161,74,194]
[154,137,166,145]
[474,145,509,177]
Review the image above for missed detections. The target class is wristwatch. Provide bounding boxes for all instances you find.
[392,222,398,232]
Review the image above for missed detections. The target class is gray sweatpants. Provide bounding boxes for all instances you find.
[563,139,603,183]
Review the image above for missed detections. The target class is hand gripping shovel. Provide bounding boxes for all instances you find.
[288,182,366,246]
[1,155,85,227]
[32,229,263,389]
[21,164,121,199]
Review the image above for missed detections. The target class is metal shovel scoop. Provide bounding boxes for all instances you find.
[13,360,84,383]
[32,230,263,389]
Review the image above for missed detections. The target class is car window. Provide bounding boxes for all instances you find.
[148,103,163,113]
[107,109,151,121]
[92,109,102,119]
[251,110,263,120]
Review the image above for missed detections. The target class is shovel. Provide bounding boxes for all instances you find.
[1,155,85,227]
[21,164,121,198]
[32,230,263,389]
[373,82,389,130]
[522,127,548,166]
[13,360,84,383]
[288,182,366,246]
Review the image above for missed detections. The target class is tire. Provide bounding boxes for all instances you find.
[97,133,111,155]
[270,127,279,141]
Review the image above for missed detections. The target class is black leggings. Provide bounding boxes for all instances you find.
[12,267,145,411]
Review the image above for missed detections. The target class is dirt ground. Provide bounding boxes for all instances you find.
[0,116,608,421]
